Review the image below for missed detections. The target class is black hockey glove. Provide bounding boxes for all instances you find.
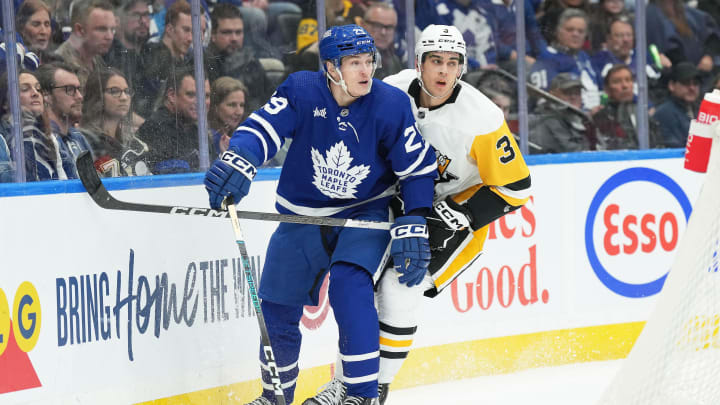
[427,197,474,252]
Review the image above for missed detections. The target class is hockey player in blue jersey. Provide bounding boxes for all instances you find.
[204,24,438,405]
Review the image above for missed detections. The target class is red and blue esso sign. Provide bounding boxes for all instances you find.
[585,167,692,298]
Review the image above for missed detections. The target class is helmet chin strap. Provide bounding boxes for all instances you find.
[417,65,460,100]
[327,63,374,99]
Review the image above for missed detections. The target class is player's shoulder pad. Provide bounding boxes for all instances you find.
[369,77,415,111]
[455,80,505,133]
[382,68,416,92]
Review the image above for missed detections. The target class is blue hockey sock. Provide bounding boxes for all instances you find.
[328,261,379,398]
[258,300,303,404]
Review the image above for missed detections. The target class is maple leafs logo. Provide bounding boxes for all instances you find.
[311,141,370,199]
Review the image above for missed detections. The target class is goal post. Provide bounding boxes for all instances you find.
[598,124,720,404]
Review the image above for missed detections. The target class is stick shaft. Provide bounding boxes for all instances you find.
[227,199,286,405]
[76,151,392,230]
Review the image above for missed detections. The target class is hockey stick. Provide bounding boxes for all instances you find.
[76,151,392,230]
[226,196,286,405]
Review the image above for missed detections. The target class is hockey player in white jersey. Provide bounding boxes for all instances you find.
[304,25,531,405]
[204,24,438,405]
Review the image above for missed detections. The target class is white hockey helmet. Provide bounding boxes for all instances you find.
[415,25,467,76]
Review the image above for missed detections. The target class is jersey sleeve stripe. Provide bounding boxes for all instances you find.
[394,142,430,177]
[489,185,530,207]
[249,112,282,152]
[237,125,269,163]
[398,161,437,180]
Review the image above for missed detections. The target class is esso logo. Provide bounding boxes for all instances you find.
[301,273,331,330]
[585,168,692,298]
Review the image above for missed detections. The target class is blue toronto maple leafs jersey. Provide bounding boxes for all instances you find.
[528,46,601,110]
[228,70,438,218]
[415,0,509,68]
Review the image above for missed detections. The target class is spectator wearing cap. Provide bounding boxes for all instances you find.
[530,72,596,153]
[360,2,402,80]
[529,8,601,111]
[53,0,115,87]
[593,64,663,150]
[653,61,702,148]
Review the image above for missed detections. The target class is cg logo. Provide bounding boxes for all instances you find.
[585,167,692,298]
[0,282,42,356]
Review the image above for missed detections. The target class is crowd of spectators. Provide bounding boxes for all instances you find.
[2,0,720,183]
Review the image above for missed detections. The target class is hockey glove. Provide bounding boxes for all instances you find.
[427,197,474,253]
[204,148,259,209]
[433,196,473,230]
[390,216,431,287]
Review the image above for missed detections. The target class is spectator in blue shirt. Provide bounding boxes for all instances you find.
[530,8,601,111]
[591,17,662,89]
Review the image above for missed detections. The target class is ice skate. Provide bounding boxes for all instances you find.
[378,383,389,405]
[342,395,379,405]
[302,378,346,405]
[244,396,273,405]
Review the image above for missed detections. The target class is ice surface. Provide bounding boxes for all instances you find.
[388,360,624,405]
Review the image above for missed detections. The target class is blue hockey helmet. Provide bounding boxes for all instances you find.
[319,24,377,69]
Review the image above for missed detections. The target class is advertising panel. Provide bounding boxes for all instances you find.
[0,155,708,403]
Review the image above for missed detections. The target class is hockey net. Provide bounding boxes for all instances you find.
[597,126,720,404]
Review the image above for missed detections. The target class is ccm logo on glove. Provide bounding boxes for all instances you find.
[391,224,429,239]
[434,200,471,230]
[221,151,257,180]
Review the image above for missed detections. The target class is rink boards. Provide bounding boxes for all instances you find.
[0,149,706,404]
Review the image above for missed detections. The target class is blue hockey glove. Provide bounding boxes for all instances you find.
[204,148,258,209]
[390,216,431,287]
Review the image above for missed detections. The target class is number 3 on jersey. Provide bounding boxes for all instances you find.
[496,135,516,164]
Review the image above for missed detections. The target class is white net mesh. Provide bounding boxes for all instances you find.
[598,125,720,405]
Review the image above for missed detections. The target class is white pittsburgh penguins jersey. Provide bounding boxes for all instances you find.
[384,69,532,293]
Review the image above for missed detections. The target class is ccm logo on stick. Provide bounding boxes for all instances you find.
[585,167,692,298]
